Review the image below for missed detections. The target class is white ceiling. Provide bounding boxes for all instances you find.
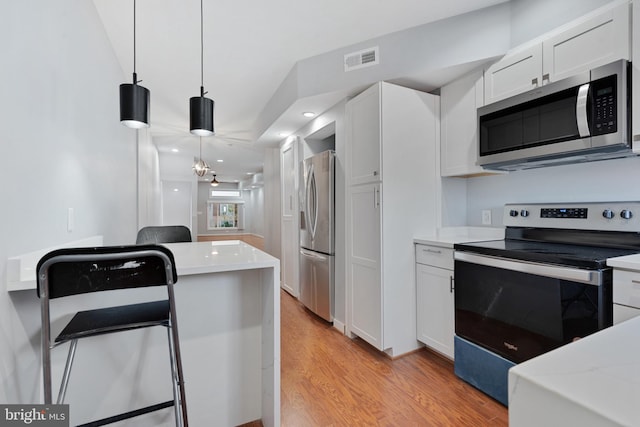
[93,0,507,183]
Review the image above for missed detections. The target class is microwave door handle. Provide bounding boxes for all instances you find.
[576,83,590,137]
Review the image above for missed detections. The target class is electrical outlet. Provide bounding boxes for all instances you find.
[482,209,492,225]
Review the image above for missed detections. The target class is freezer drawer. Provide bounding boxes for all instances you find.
[299,248,334,322]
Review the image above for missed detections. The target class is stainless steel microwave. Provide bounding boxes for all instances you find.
[478,60,632,171]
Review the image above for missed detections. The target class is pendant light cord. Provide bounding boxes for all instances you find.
[200,0,205,96]
[133,0,138,83]
[134,0,136,74]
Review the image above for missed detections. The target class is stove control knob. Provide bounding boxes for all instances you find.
[509,209,519,217]
[520,209,530,218]
[621,210,633,220]
[602,209,615,219]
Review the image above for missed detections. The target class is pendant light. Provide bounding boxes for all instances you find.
[190,0,215,136]
[192,137,210,176]
[210,174,219,187]
[120,0,150,129]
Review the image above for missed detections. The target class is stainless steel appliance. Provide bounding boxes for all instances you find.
[453,202,640,405]
[478,60,632,171]
[299,150,335,321]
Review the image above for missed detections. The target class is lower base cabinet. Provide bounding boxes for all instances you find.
[415,244,454,359]
[612,268,640,324]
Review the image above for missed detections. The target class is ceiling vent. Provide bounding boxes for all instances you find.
[344,47,379,72]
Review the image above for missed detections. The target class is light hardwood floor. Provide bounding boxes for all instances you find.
[280,290,508,426]
[227,235,507,425]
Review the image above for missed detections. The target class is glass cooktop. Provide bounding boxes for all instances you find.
[454,238,640,269]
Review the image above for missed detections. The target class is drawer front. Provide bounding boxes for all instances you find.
[613,269,640,309]
[614,303,640,325]
[415,244,454,270]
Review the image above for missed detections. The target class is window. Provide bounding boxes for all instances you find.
[211,189,240,198]
[207,200,244,230]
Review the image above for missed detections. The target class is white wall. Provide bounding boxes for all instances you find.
[138,131,162,228]
[245,187,265,237]
[0,0,137,403]
[509,0,615,47]
[161,181,193,228]
[263,148,282,258]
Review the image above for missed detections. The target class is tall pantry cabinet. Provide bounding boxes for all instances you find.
[346,81,440,357]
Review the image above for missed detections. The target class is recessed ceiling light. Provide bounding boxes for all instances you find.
[278,132,289,137]
[171,148,179,153]
[173,188,179,192]
[302,112,315,118]
[217,159,224,163]
[246,172,253,175]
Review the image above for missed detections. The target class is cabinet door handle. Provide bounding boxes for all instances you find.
[373,170,378,176]
[423,248,442,254]
[631,280,640,285]
[449,276,454,293]
[531,77,538,86]
[542,73,550,82]
[373,187,380,208]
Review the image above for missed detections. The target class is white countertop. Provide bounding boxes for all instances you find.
[163,240,279,275]
[509,316,640,426]
[6,239,278,292]
[6,235,104,292]
[414,226,504,248]
[607,252,640,271]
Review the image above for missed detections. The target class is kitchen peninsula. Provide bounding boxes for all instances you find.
[7,240,280,427]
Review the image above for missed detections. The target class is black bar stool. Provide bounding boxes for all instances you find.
[37,244,188,426]
[136,226,192,244]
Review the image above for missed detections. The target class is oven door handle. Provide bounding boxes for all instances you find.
[454,252,602,286]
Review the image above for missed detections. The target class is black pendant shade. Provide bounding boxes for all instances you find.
[190,87,214,136]
[120,73,150,129]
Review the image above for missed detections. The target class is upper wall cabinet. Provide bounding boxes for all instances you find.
[484,44,543,106]
[485,1,630,105]
[347,86,382,186]
[441,69,486,177]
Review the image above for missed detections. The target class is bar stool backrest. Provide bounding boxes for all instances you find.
[136,226,192,244]
[37,245,177,300]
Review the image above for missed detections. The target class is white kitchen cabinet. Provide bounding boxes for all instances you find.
[415,244,454,359]
[612,268,640,324]
[440,69,486,177]
[485,1,630,105]
[347,84,382,186]
[349,182,382,348]
[484,44,542,105]
[346,81,440,357]
[280,137,299,297]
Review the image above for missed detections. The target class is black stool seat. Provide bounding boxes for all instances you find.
[55,300,169,343]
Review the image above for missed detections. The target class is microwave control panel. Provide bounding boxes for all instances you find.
[591,75,617,136]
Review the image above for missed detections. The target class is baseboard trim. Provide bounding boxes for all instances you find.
[332,319,346,335]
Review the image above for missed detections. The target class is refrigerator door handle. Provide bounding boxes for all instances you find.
[306,164,318,240]
[300,249,327,261]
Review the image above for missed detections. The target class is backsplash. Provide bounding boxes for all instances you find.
[465,156,640,226]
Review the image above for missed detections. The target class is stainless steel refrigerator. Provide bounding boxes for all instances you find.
[299,150,335,321]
